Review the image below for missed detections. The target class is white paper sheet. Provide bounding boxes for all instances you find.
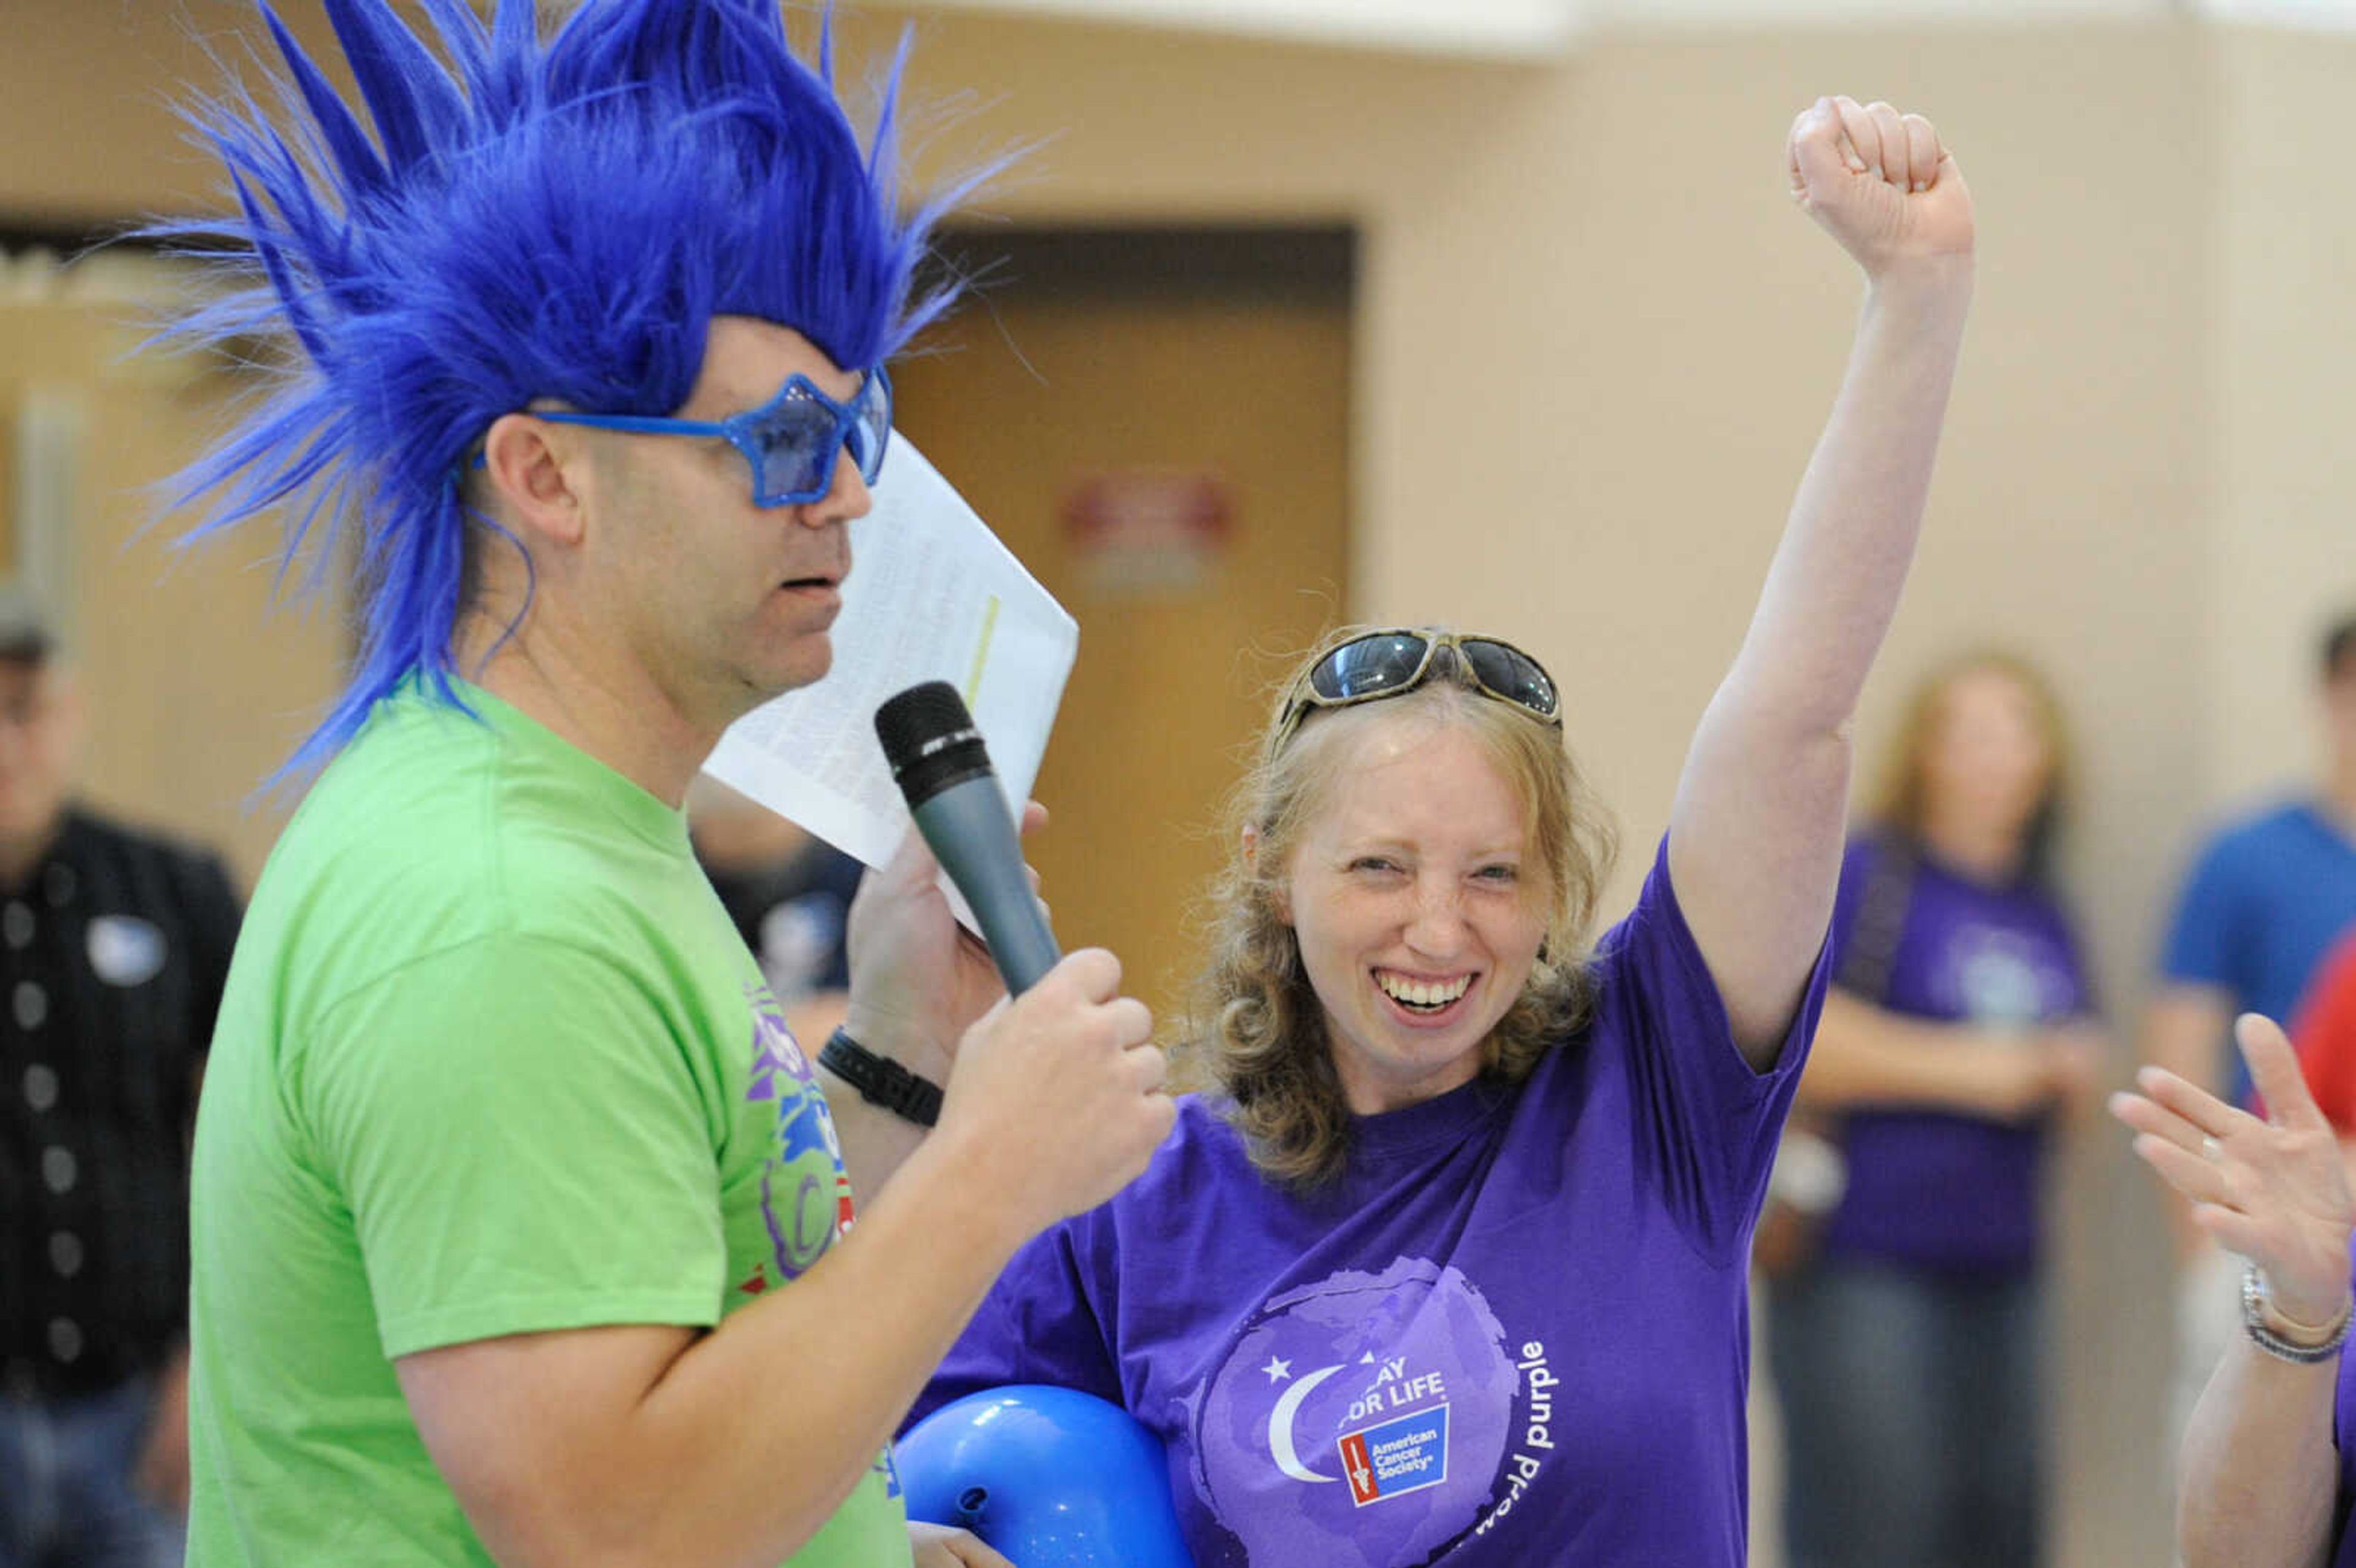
[701,439,1078,880]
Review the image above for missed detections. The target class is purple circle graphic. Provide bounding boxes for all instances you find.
[1191,1257,1517,1567]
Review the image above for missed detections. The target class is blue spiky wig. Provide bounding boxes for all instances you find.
[157,0,979,778]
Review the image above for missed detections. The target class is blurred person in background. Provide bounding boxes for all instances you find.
[1765,649,2103,1568]
[2112,1012,2356,1568]
[0,602,242,1567]
[2275,926,2356,1184]
[2146,613,2356,1432]
[688,775,862,1044]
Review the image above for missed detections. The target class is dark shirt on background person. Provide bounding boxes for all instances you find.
[686,777,863,1043]
[1,808,242,1399]
[703,837,864,997]
[0,607,242,1568]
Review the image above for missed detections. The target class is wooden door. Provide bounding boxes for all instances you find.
[891,228,1352,1029]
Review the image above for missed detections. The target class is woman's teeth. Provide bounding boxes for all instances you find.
[1376,972,1472,1010]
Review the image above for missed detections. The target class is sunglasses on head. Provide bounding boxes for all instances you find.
[1270,629,1562,759]
[471,365,892,509]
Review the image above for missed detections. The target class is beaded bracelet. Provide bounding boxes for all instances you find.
[2241,1265,2354,1366]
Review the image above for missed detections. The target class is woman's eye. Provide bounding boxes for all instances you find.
[1350,858,1400,875]
[1475,864,1520,883]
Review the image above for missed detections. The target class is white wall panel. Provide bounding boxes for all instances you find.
[909,0,2218,55]
[908,0,1583,57]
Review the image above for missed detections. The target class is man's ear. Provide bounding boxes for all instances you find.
[478,413,590,550]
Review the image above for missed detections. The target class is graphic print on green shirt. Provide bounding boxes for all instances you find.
[741,982,859,1296]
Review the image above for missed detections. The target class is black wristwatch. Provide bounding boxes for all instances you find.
[818,1027,944,1129]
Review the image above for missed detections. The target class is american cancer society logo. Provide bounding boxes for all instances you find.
[1338,1403,1451,1507]
[1192,1258,1517,1567]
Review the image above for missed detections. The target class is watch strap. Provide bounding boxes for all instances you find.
[818,1027,944,1129]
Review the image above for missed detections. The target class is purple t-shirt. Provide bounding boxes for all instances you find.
[2212,1241,2355,1559]
[2178,1239,2356,1564]
[910,840,1828,1567]
[2331,1237,2356,1563]
[1818,836,2093,1274]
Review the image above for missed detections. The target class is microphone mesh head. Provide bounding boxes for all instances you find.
[875,680,978,778]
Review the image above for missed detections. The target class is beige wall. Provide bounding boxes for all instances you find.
[13,6,2356,1563]
[1,285,346,887]
[2214,28,2356,802]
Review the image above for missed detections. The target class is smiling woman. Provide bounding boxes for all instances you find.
[906,92,1982,1568]
[906,619,1836,1568]
[1209,629,1612,1182]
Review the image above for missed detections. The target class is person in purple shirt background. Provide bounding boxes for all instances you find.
[2112,1013,2356,1568]
[906,94,1976,1567]
[1763,651,2105,1568]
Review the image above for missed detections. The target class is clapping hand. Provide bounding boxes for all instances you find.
[2111,1013,2354,1331]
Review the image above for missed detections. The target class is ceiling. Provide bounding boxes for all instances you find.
[903,0,2350,58]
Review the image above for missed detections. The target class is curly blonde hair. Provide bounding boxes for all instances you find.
[1188,628,1619,1187]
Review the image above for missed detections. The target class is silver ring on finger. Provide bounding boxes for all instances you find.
[2201,1135,2223,1164]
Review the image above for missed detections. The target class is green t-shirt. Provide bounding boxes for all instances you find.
[185,682,906,1566]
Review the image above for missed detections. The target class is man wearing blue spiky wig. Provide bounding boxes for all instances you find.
[167,5,1177,1566]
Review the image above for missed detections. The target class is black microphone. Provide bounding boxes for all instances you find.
[874,682,1062,996]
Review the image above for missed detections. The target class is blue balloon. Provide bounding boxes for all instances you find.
[898,1385,1195,1567]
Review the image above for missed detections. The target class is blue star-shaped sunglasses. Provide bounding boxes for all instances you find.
[476,366,892,509]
